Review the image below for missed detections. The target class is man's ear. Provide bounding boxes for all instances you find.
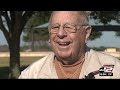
[85,26,92,43]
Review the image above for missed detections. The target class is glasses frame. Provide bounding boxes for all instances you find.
[48,23,89,34]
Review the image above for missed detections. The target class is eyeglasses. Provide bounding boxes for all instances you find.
[48,23,88,34]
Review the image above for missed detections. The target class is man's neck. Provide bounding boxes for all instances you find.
[56,54,85,65]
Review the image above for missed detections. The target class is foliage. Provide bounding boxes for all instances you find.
[23,11,51,51]
[89,11,120,40]
[90,11,120,25]
[89,31,102,40]
[23,11,51,41]
[115,31,120,37]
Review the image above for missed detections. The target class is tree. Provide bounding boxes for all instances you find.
[23,11,51,51]
[90,11,120,24]
[89,31,102,40]
[0,11,34,78]
[89,11,120,40]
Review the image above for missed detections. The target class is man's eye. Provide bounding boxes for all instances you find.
[51,26,59,29]
[64,26,74,29]
[65,27,71,28]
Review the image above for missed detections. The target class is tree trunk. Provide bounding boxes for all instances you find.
[9,36,20,79]
[0,11,34,79]
[31,30,35,51]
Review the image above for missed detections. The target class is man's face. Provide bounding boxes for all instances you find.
[49,11,91,62]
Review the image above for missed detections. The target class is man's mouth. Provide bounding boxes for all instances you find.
[58,42,70,46]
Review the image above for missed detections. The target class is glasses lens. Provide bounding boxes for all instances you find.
[64,24,76,33]
[49,23,87,33]
[49,24,60,33]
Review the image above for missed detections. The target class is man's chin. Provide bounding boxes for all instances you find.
[57,53,71,59]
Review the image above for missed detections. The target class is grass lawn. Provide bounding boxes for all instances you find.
[0,57,43,79]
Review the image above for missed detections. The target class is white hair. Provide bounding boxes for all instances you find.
[49,11,91,25]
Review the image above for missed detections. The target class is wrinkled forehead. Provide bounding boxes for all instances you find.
[50,11,83,24]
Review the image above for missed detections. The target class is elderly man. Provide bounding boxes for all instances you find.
[19,11,120,79]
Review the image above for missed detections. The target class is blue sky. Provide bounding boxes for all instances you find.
[0,18,120,48]
[87,31,120,48]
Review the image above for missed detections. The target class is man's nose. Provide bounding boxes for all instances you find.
[57,27,67,39]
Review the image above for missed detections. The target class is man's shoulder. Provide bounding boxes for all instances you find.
[27,52,54,67]
[91,49,120,70]
[19,52,55,78]
[92,49,118,59]
[90,49,120,78]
